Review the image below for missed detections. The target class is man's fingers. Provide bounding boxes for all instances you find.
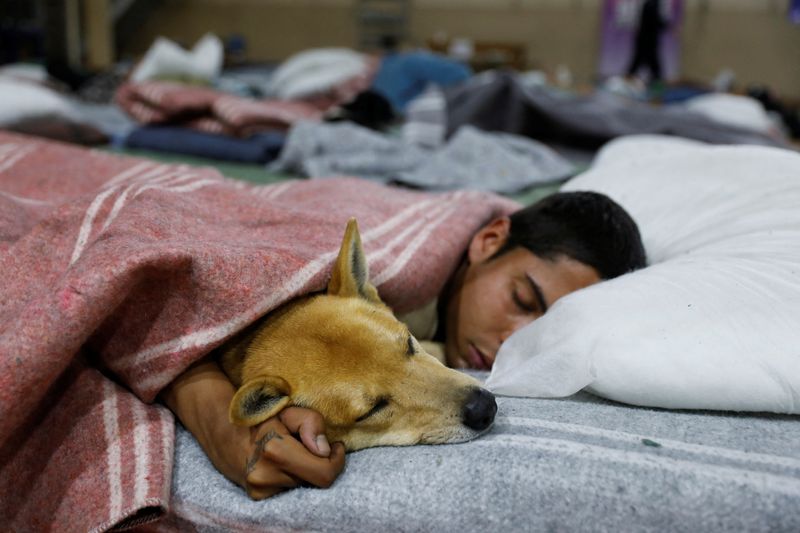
[274,441,344,488]
[247,484,288,501]
[243,410,344,496]
[289,441,346,488]
[246,462,299,490]
[279,406,331,457]
[250,417,345,488]
[244,421,300,499]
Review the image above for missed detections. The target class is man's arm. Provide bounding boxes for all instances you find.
[160,358,345,499]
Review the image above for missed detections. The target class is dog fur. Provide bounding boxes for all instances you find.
[219,219,497,451]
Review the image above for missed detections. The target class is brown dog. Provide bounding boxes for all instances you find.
[220,219,497,452]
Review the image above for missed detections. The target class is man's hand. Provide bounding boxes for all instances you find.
[160,359,345,499]
[243,407,346,500]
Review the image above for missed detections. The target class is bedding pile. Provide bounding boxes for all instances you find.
[404,70,789,150]
[0,131,516,531]
[116,81,323,137]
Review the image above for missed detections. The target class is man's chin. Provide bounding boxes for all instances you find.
[444,345,469,369]
[463,342,493,370]
[447,355,469,369]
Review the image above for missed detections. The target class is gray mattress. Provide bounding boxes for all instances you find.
[162,372,800,532]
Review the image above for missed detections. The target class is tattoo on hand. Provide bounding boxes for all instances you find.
[245,429,283,475]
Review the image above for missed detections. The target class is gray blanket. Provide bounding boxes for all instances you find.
[403,70,788,151]
[161,374,800,532]
[269,121,574,193]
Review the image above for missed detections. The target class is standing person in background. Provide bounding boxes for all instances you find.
[626,0,668,82]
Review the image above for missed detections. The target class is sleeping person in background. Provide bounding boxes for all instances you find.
[370,35,472,113]
[162,191,647,500]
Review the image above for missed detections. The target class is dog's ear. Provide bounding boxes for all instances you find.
[229,376,291,426]
[327,218,381,303]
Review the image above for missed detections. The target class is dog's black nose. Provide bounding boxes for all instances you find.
[461,387,497,431]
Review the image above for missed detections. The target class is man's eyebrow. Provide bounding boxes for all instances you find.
[525,273,549,313]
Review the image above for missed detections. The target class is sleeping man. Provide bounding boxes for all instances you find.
[161,191,647,499]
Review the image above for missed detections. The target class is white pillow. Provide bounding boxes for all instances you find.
[0,63,49,83]
[0,79,78,126]
[268,48,368,100]
[486,135,800,414]
[130,33,223,83]
[681,93,776,134]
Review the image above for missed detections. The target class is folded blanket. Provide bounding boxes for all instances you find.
[115,81,220,123]
[0,131,517,532]
[115,81,323,137]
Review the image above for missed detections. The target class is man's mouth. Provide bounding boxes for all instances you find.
[466,343,491,370]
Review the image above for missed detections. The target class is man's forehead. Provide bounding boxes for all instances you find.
[503,248,600,295]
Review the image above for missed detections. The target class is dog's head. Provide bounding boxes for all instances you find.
[227,219,496,451]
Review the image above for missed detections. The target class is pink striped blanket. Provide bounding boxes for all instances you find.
[0,132,517,531]
[116,81,323,137]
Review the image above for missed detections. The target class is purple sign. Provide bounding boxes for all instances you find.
[598,0,684,81]
[791,0,800,24]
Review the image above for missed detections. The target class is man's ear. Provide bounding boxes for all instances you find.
[229,376,291,427]
[327,218,382,303]
[467,217,511,264]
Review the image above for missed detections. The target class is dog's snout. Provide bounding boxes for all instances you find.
[461,387,497,431]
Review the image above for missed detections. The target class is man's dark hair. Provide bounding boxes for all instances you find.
[495,191,647,279]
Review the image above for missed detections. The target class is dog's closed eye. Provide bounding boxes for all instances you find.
[356,397,390,423]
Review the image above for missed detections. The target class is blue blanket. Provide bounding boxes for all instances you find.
[125,126,285,164]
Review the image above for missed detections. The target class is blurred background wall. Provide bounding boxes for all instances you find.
[3,0,795,97]
[116,0,799,98]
